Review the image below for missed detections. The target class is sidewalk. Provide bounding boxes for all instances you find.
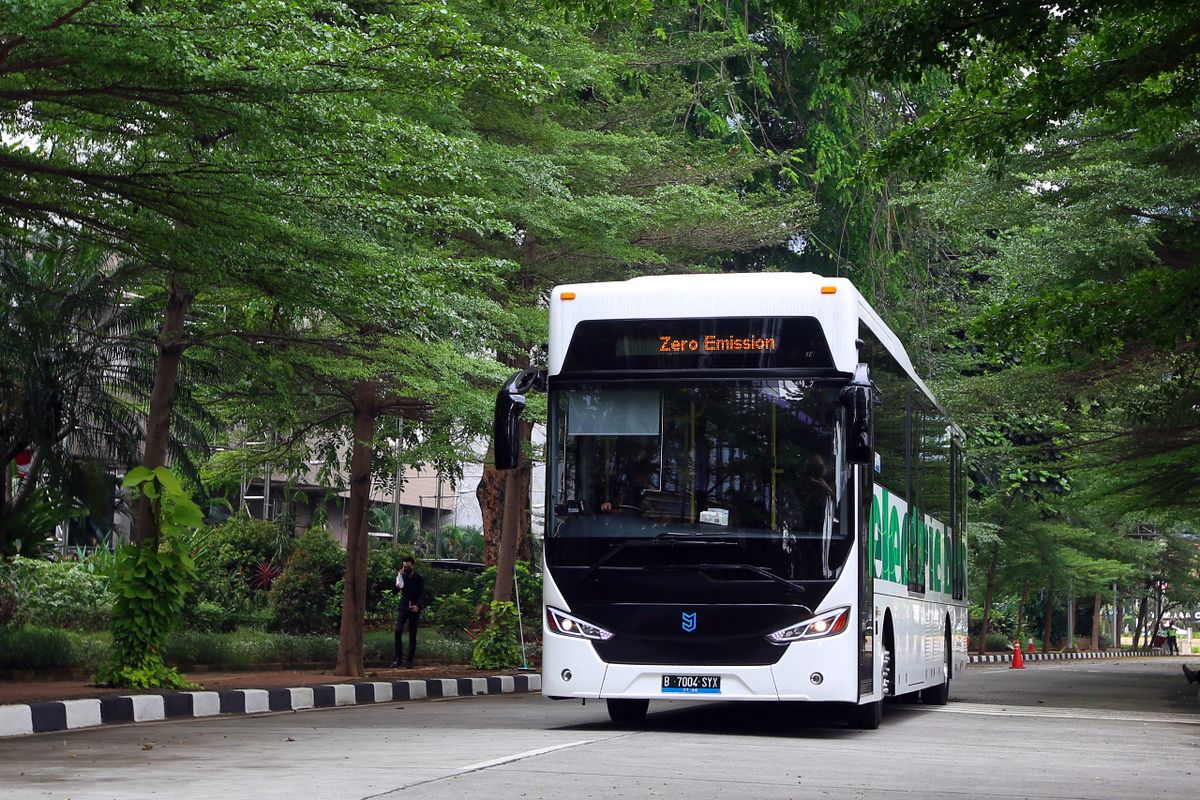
[0,664,541,739]
[968,647,1165,664]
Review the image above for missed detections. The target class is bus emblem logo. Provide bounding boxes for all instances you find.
[681,612,697,633]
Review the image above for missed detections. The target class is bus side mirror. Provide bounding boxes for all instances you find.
[494,369,546,470]
[841,363,874,465]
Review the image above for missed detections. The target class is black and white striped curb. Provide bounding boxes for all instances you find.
[969,648,1164,664]
[0,674,540,739]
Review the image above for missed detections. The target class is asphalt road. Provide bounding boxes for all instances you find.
[2,657,1197,800]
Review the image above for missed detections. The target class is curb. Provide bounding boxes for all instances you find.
[0,674,540,739]
[969,648,1164,664]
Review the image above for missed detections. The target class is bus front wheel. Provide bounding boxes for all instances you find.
[845,698,882,730]
[606,698,649,725]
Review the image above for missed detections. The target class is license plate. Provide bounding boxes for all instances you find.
[661,675,721,694]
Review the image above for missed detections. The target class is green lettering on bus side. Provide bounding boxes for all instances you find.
[870,494,883,579]
[892,501,902,582]
[932,524,943,592]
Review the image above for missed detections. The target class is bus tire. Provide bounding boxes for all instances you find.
[606,698,649,725]
[846,698,882,730]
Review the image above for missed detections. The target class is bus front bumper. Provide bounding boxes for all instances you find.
[542,634,862,702]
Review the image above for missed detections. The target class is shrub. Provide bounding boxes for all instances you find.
[971,632,1016,652]
[471,601,523,669]
[290,527,345,582]
[8,556,111,630]
[269,560,328,634]
[161,629,337,669]
[428,590,479,638]
[206,516,294,579]
[0,626,109,671]
[363,628,472,664]
[95,467,203,690]
[420,565,477,607]
[367,591,403,630]
[186,600,234,633]
[470,563,541,609]
[0,564,23,626]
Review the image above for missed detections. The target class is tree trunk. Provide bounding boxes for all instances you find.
[1090,593,1102,651]
[976,542,1000,654]
[477,445,506,567]
[1115,593,1124,650]
[1132,594,1148,649]
[515,448,534,564]
[335,380,378,678]
[134,284,193,547]
[1015,579,1031,642]
[0,459,8,552]
[1041,586,1054,653]
[478,420,534,569]
[493,466,523,603]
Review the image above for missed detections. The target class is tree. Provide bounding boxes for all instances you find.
[2,1,550,682]
[0,0,547,542]
[0,239,213,552]
[456,2,819,598]
[197,254,518,675]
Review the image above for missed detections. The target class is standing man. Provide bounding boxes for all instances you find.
[392,556,427,668]
[1164,621,1179,655]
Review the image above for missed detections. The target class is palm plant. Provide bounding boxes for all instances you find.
[0,237,214,554]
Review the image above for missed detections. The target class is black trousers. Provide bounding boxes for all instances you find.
[395,607,420,664]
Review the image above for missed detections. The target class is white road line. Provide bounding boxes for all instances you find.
[458,739,599,772]
[913,703,1199,725]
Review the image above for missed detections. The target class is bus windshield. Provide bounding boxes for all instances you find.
[549,380,850,580]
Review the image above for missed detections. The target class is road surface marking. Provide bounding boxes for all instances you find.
[458,739,599,772]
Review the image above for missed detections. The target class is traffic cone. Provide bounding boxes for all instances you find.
[1011,640,1025,669]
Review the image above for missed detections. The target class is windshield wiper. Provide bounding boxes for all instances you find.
[680,563,809,600]
[584,533,738,579]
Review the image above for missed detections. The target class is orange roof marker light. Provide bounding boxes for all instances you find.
[560,291,577,300]
[820,286,837,294]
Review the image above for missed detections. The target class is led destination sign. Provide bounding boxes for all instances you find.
[561,317,832,373]
[659,334,778,353]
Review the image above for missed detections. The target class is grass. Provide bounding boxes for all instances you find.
[0,624,475,673]
[0,626,110,671]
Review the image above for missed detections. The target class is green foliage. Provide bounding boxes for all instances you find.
[161,629,334,670]
[471,601,523,669]
[288,527,346,583]
[0,241,171,555]
[472,563,542,608]
[423,566,481,607]
[6,556,110,631]
[95,467,201,690]
[0,625,110,671]
[206,517,294,584]
[0,489,84,558]
[439,526,485,562]
[364,628,472,665]
[428,590,480,637]
[269,561,329,635]
[0,566,18,627]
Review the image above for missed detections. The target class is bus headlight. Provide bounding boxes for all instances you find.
[546,607,614,641]
[766,607,850,643]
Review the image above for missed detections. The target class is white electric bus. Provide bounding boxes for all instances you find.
[494,273,967,728]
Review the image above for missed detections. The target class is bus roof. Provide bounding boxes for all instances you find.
[548,272,952,426]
